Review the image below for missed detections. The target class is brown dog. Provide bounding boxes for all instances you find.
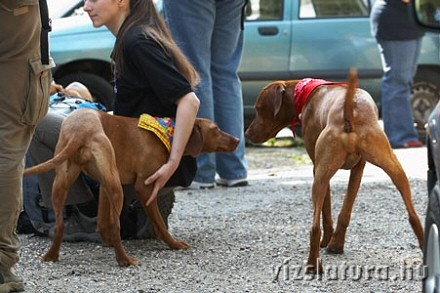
[245,69,424,274]
[24,108,239,266]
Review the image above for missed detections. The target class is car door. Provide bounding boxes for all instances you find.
[240,0,292,126]
[289,0,382,98]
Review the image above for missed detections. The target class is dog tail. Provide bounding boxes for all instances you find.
[341,68,358,154]
[23,139,78,176]
[343,68,358,133]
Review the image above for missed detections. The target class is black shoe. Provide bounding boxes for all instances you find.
[16,212,36,235]
[49,206,101,243]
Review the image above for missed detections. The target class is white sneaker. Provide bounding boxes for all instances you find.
[187,181,215,189]
[215,178,248,187]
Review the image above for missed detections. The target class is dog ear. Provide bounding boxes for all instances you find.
[184,123,204,157]
[273,83,286,117]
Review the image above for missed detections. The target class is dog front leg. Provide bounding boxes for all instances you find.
[136,184,190,250]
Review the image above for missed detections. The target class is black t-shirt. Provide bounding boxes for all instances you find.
[113,26,197,187]
[370,0,425,41]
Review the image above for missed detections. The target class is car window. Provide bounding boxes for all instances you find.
[245,0,283,20]
[300,0,370,18]
[47,0,84,18]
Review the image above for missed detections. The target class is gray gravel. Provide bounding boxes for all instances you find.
[16,145,428,293]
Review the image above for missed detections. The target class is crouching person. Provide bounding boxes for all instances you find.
[19,82,175,242]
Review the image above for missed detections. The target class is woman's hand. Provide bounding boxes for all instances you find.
[144,91,200,206]
[144,160,179,206]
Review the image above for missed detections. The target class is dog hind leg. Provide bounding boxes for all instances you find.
[89,137,138,266]
[320,186,334,248]
[327,159,366,254]
[42,162,81,262]
[306,133,348,274]
[362,132,424,249]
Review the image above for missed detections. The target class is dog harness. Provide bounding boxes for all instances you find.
[292,78,347,136]
[138,114,175,152]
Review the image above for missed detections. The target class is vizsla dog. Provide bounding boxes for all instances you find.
[245,69,424,274]
[24,108,239,266]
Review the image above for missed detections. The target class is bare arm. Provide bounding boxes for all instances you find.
[144,91,200,205]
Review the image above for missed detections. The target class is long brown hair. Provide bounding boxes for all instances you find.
[112,0,199,88]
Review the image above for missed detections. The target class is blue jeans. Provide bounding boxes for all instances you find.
[377,38,422,147]
[164,0,248,183]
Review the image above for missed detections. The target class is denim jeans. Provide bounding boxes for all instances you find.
[377,38,422,147]
[164,0,248,183]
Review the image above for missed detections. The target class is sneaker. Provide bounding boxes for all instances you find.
[49,206,101,243]
[215,177,248,187]
[403,140,424,148]
[0,265,24,293]
[186,181,215,189]
[393,140,424,149]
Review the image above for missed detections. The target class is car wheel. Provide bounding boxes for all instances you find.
[412,68,440,142]
[423,184,440,293]
[56,72,115,111]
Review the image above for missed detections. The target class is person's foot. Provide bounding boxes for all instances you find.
[403,140,424,148]
[215,177,248,187]
[0,265,24,293]
[49,206,101,242]
[393,140,424,149]
[186,181,215,189]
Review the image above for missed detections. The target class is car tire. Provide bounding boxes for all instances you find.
[56,72,115,111]
[423,183,440,293]
[412,67,440,142]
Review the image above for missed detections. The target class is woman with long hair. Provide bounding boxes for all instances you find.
[83,0,200,202]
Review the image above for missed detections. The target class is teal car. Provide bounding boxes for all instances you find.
[49,0,440,136]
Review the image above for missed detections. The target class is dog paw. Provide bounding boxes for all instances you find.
[101,240,113,247]
[117,255,138,267]
[326,244,344,254]
[42,252,60,262]
[320,235,333,248]
[170,240,190,250]
[305,260,323,275]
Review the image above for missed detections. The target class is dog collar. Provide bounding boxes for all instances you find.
[138,114,175,152]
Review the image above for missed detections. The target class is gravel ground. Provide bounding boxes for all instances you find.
[16,144,428,293]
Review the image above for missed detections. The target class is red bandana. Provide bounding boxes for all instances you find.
[292,78,347,136]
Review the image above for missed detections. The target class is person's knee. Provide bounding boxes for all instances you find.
[64,82,93,101]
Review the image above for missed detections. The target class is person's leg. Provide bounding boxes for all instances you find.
[28,112,96,208]
[163,0,218,185]
[378,39,420,147]
[211,0,248,183]
[28,111,100,242]
[0,2,51,291]
[410,38,423,83]
[120,185,175,239]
